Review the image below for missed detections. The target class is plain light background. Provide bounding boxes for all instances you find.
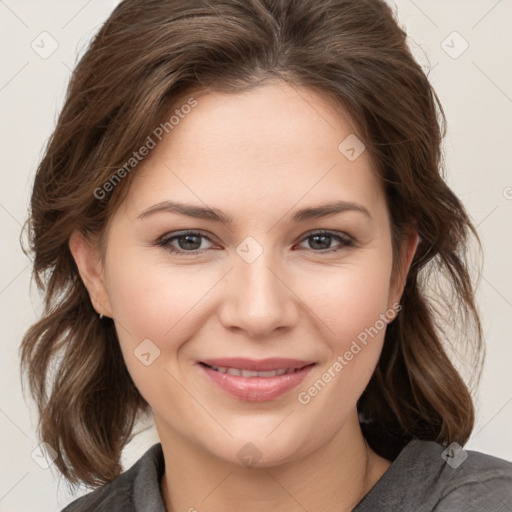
[0,0,511,510]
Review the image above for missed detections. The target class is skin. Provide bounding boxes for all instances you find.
[70,80,418,512]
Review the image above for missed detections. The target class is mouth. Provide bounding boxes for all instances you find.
[197,358,316,401]
[201,364,301,377]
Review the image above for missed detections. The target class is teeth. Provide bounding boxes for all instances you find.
[241,370,259,377]
[209,365,297,377]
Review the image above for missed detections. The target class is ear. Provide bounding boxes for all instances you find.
[68,230,113,318]
[387,229,419,312]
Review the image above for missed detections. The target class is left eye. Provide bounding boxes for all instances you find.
[297,231,354,252]
[155,230,354,255]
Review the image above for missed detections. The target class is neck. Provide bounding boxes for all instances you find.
[158,412,391,512]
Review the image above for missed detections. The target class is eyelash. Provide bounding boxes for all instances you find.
[154,229,355,255]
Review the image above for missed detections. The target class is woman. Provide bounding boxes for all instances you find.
[20,0,512,510]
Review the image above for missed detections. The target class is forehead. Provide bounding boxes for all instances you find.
[119,82,385,220]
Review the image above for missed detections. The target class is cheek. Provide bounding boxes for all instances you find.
[104,244,214,340]
[294,264,392,430]
[300,257,393,345]
[103,248,225,403]
[295,250,393,405]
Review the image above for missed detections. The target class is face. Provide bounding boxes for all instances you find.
[72,80,417,467]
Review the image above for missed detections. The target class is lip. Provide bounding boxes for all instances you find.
[200,358,314,372]
[198,358,316,402]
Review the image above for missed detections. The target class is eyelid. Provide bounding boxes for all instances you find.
[158,229,216,243]
[298,228,353,243]
[155,228,356,255]
[156,229,219,252]
[296,229,355,252]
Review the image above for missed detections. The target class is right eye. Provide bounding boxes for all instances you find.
[156,230,217,255]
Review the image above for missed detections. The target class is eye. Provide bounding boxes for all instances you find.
[154,229,355,256]
[156,230,216,254]
[296,230,354,253]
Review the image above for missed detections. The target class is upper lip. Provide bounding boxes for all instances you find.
[199,358,315,371]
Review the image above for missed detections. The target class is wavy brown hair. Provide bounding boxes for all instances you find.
[20,0,484,488]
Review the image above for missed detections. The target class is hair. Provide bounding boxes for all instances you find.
[20,0,484,489]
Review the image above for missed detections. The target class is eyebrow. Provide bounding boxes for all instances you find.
[137,199,372,223]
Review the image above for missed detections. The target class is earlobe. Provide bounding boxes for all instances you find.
[68,230,112,318]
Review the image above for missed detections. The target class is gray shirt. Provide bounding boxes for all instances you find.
[62,439,512,511]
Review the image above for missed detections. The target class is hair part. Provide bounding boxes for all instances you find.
[20,0,483,487]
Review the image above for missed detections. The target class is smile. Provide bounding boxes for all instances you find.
[197,358,316,401]
[205,365,299,377]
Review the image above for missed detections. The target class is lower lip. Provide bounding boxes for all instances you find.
[198,364,315,402]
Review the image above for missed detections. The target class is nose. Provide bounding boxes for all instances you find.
[217,247,300,339]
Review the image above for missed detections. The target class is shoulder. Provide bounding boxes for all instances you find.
[60,443,165,512]
[400,439,512,511]
[355,439,512,511]
[431,442,512,511]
